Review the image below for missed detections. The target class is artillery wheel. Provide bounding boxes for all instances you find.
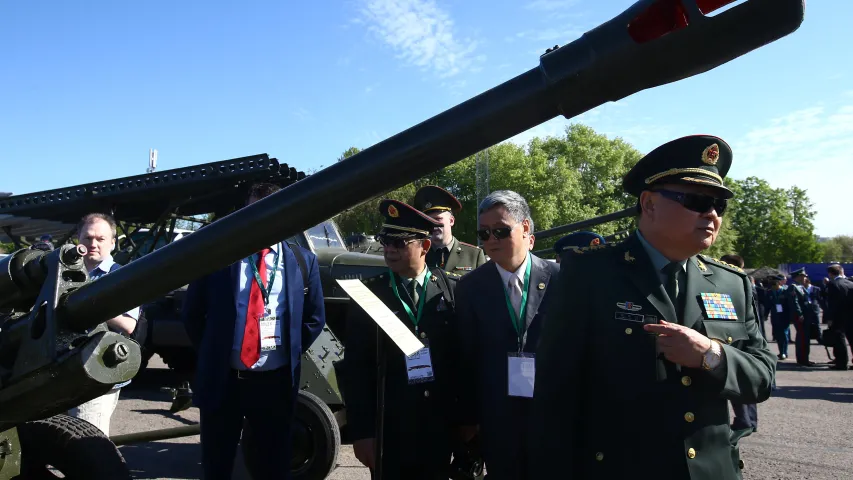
[17,414,131,480]
[242,390,341,480]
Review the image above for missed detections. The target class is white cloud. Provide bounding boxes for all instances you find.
[731,103,853,237]
[360,0,480,78]
[292,107,312,122]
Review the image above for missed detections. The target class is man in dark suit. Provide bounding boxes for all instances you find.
[825,264,853,370]
[531,135,775,480]
[456,190,560,480]
[182,182,326,480]
[343,199,461,479]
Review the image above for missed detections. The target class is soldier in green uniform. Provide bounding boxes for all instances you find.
[414,185,486,274]
[788,268,815,366]
[343,198,462,479]
[530,135,775,480]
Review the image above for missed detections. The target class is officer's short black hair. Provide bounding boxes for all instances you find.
[247,182,281,201]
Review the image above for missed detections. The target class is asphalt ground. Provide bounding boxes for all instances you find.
[114,323,853,480]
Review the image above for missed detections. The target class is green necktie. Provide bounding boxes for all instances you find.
[663,262,683,322]
[410,280,419,307]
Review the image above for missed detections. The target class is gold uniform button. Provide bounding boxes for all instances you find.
[625,327,633,335]
[681,376,692,387]
[595,452,604,462]
[687,448,696,459]
[684,412,695,423]
[727,336,733,344]
[423,390,430,398]
[420,331,427,339]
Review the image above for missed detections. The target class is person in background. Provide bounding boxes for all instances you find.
[68,213,140,436]
[413,185,487,275]
[788,268,815,366]
[766,274,791,360]
[552,231,606,264]
[182,182,326,480]
[825,264,853,370]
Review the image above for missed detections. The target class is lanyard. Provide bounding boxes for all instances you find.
[503,254,532,351]
[249,245,280,306]
[389,268,432,333]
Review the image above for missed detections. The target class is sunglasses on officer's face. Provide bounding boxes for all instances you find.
[654,189,728,216]
[476,223,518,242]
[377,236,421,249]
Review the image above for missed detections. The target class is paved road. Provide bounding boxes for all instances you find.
[115,336,853,480]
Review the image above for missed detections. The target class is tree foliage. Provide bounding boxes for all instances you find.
[821,235,853,263]
[726,177,822,267]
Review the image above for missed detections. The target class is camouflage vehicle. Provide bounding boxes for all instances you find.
[0,1,804,478]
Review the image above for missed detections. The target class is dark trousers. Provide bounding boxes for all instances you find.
[794,317,811,363]
[199,367,296,480]
[771,319,790,357]
[731,402,758,431]
[830,324,853,367]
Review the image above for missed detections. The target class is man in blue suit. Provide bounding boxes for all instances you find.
[182,182,326,480]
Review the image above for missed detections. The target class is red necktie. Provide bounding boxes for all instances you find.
[240,248,271,368]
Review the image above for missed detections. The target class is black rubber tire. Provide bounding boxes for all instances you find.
[17,414,131,480]
[242,390,341,480]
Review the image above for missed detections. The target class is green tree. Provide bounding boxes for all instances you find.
[727,177,821,267]
[821,235,853,263]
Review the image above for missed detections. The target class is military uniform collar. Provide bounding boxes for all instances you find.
[433,236,455,253]
[402,265,429,289]
[636,229,687,273]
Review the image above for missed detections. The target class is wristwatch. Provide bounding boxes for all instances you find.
[701,339,723,371]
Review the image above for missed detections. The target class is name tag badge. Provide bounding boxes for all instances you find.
[776,304,783,313]
[507,353,535,398]
[260,315,281,351]
[406,343,435,384]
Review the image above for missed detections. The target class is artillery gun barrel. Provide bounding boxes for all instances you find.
[533,207,637,242]
[60,0,804,329]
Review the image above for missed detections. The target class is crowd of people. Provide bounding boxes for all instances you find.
[57,133,852,480]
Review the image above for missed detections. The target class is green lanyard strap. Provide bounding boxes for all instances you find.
[389,268,432,333]
[503,254,532,351]
[249,245,280,307]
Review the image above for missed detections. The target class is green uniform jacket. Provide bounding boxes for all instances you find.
[341,268,461,472]
[426,237,487,275]
[530,233,775,480]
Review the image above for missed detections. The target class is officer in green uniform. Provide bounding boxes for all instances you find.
[788,267,814,366]
[414,185,486,274]
[530,135,775,480]
[343,199,462,479]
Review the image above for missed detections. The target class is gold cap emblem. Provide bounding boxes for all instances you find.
[388,205,399,218]
[702,144,720,166]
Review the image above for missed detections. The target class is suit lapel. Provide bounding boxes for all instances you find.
[523,256,550,329]
[280,243,297,321]
[620,234,677,324]
[682,256,716,330]
[484,262,518,338]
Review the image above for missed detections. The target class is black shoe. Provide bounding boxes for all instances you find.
[798,361,817,366]
[169,387,194,413]
[830,364,849,371]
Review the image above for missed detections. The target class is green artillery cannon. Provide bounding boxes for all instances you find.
[0,0,804,478]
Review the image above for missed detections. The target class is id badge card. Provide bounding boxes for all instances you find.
[405,341,435,384]
[259,314,281,352]
[508,352,535,398]
[775,304,784,313]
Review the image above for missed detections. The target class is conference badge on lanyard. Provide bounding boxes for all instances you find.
[389,269,435,384]
[250,246,282,352]
[505,255,534,398]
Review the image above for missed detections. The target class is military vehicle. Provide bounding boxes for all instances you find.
[0,0,804,478]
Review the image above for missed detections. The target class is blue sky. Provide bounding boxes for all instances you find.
[2,0,851,236]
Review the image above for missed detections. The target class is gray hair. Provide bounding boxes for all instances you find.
[478,190,534,233]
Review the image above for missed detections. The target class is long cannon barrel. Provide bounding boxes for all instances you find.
[60,0,805,328]
[533,207,637,242]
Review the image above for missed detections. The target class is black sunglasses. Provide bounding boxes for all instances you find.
[377,236,421,249]
[476,224,517,242]
[654,189,728,216]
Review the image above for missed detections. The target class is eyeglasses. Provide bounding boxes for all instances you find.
[476,224,518,242]
[377,236,421,249]
[654,189,728,216]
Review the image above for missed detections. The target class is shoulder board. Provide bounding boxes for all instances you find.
[698,255,746,275]
[457,241,481,250]
[445,271,462,279]
[565,243,618,255]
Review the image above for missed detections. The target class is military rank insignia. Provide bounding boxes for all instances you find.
[700,293,738,320]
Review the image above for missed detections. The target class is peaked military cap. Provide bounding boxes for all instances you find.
[377,199,442,239]
[553,231,606,255]
[413,185,463,214]
[790,267,806,277]
[622,135,734,199]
